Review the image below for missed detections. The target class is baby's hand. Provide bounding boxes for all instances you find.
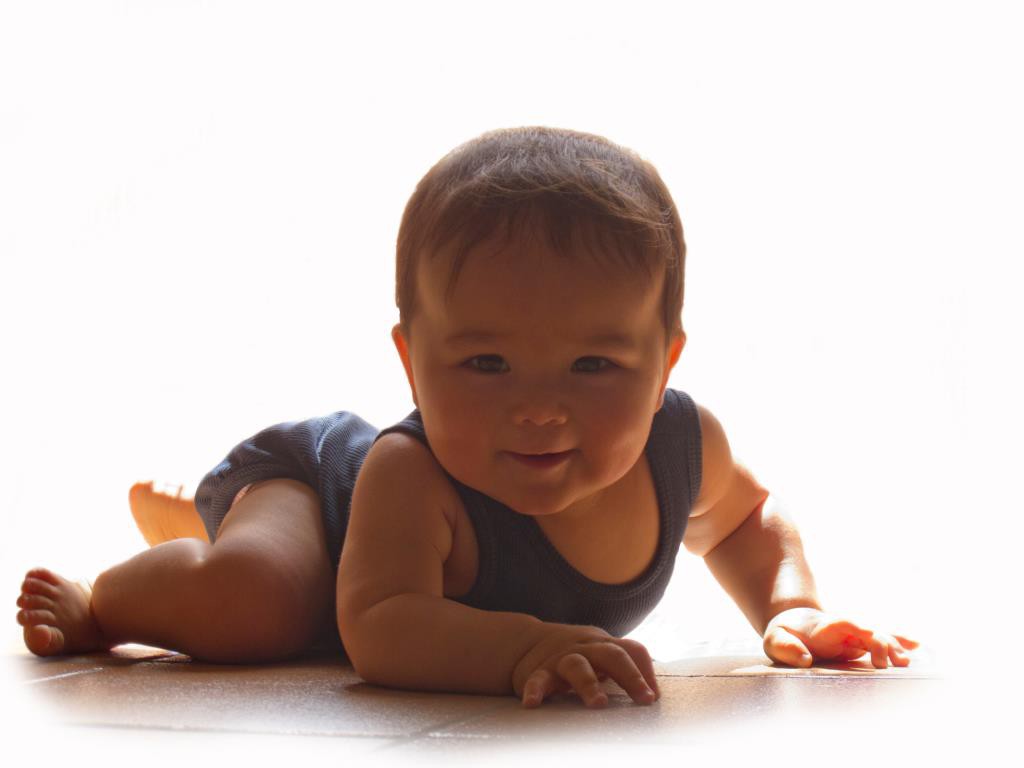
[763,607,920,668]
[512,624,660,709]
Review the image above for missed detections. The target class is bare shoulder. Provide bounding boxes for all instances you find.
[682,402,770,557]
[336,431,460,623]
[359,431,462,530]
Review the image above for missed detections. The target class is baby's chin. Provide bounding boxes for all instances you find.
[486,481,602,519]
[437,452,606,517]
[502,499,568,517]
[447,469,572,517]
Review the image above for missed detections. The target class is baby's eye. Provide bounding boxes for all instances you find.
[573,357,614,373]
[465,355,509,374]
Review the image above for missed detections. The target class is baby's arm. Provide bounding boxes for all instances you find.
[685,404,917,667]
[336,433,658,706]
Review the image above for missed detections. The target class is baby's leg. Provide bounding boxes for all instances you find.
[17,479,335,663]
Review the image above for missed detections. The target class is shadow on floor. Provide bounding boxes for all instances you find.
[10,639,952,763]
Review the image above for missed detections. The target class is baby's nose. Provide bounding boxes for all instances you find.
[511,399,569,427]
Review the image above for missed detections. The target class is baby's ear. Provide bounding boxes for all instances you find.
[658,331,686,407]
[669,330,686,368]
[391,323,418,406]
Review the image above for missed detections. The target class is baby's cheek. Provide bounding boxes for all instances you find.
[430,430,491,487]
[586,416,644,462]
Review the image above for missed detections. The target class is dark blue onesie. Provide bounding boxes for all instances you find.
[194,389,702,637]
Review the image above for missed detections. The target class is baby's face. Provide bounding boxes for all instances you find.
[393,240,684,519]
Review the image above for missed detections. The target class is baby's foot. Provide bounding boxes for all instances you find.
[129,480,208,546]
[16,568,109,656]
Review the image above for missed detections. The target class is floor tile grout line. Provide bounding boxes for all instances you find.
[57,720,412,741]
[23,667,105,684]
[656,673,940,679]
[370,701,513,753]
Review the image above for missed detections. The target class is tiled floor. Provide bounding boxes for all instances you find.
[6,638,965,766]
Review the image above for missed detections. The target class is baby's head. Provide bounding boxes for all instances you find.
[391,127,687,517]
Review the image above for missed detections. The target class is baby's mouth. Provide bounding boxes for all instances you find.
[506,450,573,470]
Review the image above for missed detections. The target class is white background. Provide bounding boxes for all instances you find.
[2,0,1021,761]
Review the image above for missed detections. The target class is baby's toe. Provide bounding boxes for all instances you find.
[17,608,57,627]
[128,481,154,505]
[21,577,59,599]
[25,568,61,586]
[17,593,54,610]
[24,624,65,656]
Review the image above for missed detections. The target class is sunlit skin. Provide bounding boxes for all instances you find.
[14,230,921,693]
[128,481,209,546]
[391,239,684,528]
[389,237,920,680]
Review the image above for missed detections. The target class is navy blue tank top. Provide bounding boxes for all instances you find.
[194,389,702,637]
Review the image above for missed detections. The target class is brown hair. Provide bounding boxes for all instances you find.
[395,126,685,341]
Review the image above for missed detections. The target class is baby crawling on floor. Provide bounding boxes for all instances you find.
[17,126,917,708]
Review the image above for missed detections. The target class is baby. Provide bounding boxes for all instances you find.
[16,126,917,708]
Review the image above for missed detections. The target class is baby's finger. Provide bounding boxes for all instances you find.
[764,626,813,667]
[583,643,657,704]
[522,668,557,708]
[889,643,911,667]
[894,634,920,650]
[556,653,607,708]
[615,638,660,697]
[868,636,890,668]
